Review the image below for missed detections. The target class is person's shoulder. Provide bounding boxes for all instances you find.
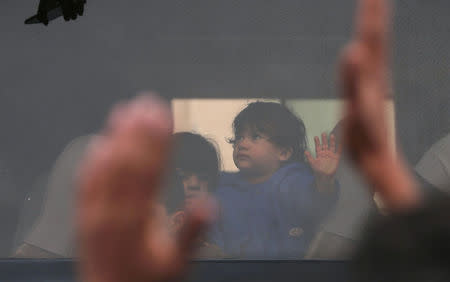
[216,171,241,189]
[65,134,95,150]
[426,133,450,155]
[219,171,239,182]
[280,162,314,178]
[275,162,314,187]
[53,134,96,168]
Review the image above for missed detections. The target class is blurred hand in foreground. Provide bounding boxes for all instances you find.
[340,0,420,211]
[77,94,214,282]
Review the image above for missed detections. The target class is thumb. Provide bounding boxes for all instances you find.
[177,197,217,259]
[305,151,314,164]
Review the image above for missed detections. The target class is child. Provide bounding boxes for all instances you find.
[210,102,340,258]
[163,151,225,259]
[171,132,220,208]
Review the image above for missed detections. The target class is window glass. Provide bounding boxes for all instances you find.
[1,0,449,261]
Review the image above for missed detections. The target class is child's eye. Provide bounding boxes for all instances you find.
[252,134,262,140]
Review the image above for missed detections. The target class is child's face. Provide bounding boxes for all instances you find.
[232,128,292,178]
[176,169,210,200]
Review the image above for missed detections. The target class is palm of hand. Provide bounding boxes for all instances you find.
[306,133,341,178]
[310,149,340,177]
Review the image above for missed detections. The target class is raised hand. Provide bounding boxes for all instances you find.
[77,94,214,282]
[339,0,419,210]
[340,0,391,168]
[306,133,341,179]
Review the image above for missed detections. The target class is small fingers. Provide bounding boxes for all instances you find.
[321,133,328,151]
[305,151,314,164]
[314,136,321,155]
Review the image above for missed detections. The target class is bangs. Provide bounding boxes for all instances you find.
[231,102,308,162]
[233,103,278,137]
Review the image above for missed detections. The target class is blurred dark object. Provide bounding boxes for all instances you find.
[25,0,86,25]
[354,191,450,282]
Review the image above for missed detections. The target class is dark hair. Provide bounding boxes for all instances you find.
[354,192,450,282]
[229,102,307,162]
[172,132,221,191]
[163,171,186,215]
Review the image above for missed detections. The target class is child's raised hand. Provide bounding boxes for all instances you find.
[77,94,215,282]
[306,133,342,192]
[306,133,342,178]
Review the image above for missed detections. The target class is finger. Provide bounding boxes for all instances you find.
[105,101,127,134]
[305,151,314,164]
[355,0,390,91]
[330,134,336,153]
[355,0,390,59]
[314,136,321,155]
[177,197,216,259]
[321,133,328,151]
[106,94,173,202]
[339,43,363,101]
[339,45,362,158]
